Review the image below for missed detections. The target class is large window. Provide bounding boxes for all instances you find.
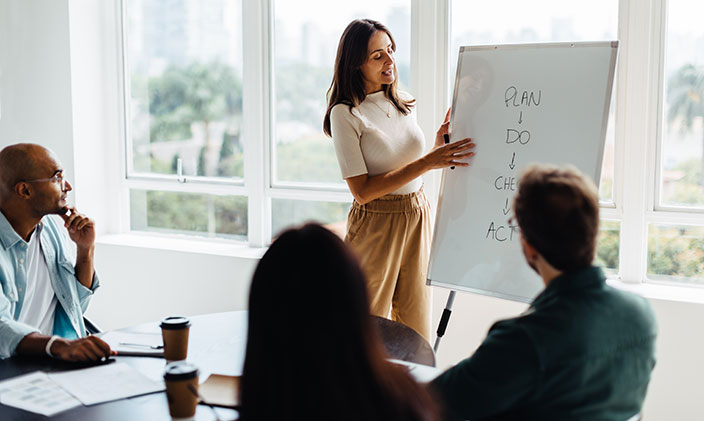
[120,0,704,286]
[649,0,704,284]
[124,0,246,240]
[123,0,410,243]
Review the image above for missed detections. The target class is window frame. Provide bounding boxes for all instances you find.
[622,0,704,285]
[116,0,704,285]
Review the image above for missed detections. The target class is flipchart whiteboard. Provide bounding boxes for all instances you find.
[427,42,618,303]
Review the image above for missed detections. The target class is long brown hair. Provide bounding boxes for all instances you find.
[239,224,438,421]
[323,19,415,137]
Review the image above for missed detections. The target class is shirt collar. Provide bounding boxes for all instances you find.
[0,211,42,250]
[531,265,606,309]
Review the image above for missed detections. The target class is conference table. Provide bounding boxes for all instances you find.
[0,311,439,420]
[0,311,246,420]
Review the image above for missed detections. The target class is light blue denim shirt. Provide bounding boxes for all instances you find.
[0,212,99,358]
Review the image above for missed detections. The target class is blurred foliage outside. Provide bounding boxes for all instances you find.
[667,63,704,189]
[132,61,244,178]
[594,220,619,271]
[667,158,704,205]
[648,224,704,284]
[271,199,350,238]
[275,135,340,183]
[130,190,247,240]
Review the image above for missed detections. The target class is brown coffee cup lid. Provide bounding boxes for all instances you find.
[160,316,191,330]
[164,361,199,381]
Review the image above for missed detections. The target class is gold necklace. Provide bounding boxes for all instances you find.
[369,98,392,118]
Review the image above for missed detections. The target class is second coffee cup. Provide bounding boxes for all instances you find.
[160,316,191,361]
[164,361,199,418]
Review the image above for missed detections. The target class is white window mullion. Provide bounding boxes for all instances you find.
[125,179,248,196]
[648,209,704,226]
[116,0,131,235]
[243,0,271,247]
[412,0,448,211]
[618,0,664,283]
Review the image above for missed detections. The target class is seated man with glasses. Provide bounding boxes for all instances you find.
[0,143,113,361]
[429,164,657,421]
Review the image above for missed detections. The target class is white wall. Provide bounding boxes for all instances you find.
[85,242,256,330]
[0,0,75,177]
[66,0,123,235]
[1,2,703,420]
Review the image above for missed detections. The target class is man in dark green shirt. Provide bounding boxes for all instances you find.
[430,164,657,421]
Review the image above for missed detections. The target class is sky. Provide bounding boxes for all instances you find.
[274,0,704,38]
[274,0,407,35]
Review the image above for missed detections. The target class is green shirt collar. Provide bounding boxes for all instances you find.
[531,265,606,309]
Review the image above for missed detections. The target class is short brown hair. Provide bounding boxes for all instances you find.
[513,164,599,271]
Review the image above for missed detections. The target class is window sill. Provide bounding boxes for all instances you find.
[96,233,267,260]
[95,235,704,306]
[607,278,704,305]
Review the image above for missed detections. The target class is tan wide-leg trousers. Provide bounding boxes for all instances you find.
[345,187,432,340]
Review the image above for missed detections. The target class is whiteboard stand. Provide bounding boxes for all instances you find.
[433,290,456,353]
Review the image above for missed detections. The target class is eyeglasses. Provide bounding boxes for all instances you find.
[23,171,67,190]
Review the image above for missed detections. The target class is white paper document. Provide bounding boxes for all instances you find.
[0,371,81,416]
[100,331,164,357]
[48,362,164,406]
[389,359,443,383]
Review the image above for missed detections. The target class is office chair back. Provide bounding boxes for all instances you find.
[373,315,436,367]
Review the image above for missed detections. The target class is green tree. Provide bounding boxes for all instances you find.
[217,131,243,177]
[180,62,242,157]
[275,62,331,128]
[148,61,243,175]
[670,159,704,204]
[197,146,207,176]
[595,226,619,270]
[276,134,340,183]
[171,154,181,173]
[648,225,704,283]
[667,63,704,186]
[149,68,192,141]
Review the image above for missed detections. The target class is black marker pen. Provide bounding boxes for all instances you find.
[443,133,455,170]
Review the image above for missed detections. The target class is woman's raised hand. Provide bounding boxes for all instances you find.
[423,137,476,170]
[434,108,452,148]
[423,107,476,170]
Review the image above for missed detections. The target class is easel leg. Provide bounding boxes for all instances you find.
[433,290,456,353]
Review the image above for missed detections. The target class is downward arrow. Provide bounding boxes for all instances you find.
[519,111,523,124]
[508,153,516,170]
[502,198,511,215]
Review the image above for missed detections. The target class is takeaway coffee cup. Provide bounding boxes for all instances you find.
[164,361,199,418]
[160,316,191,361]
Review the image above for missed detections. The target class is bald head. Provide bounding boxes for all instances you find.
[0,144,60,197]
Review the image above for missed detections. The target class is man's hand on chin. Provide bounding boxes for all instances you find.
[60,206,96,250]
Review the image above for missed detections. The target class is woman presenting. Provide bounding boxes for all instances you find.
[323,19,475,339]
